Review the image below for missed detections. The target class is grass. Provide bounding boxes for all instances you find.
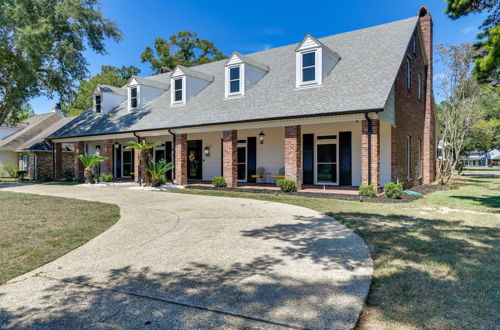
[174,177,500,329]
[0,191,119,285]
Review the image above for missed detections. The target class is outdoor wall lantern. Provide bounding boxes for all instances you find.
[258,131,265,144]
[114,142,120,149]
[203,146,210,157]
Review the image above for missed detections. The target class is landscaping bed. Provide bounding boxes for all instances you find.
[185,183,447,203]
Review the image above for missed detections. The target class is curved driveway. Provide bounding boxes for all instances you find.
[0,184,372,329]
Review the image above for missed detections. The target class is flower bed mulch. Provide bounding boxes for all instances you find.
[185,184,447,203]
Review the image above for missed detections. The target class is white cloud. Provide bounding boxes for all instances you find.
[461,26,476,34]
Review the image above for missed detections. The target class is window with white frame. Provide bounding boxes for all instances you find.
[22,154,29,171]
[418,73,422,100]
[95,95,101,113]
[229,66,241,94]
[407,58,411,90]
[130,87,138,108]
[301,51,316,83]
[174,78,183,103]
[406,135,412,180]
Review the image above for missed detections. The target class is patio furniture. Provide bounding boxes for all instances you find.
[272,167,285,182]
[251,167,266,183]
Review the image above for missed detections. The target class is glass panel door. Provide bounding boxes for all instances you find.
[237,146,246,182]
[122,149,133,178]
[316,143,337,184]
[187,140,202,180]
[154,147,165,164]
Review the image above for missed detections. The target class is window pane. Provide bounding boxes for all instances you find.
[230,67,240,80]
[317,164,337,182]
[302,67,315,82]
[123,150,132,163]
[302,52,315,67]
[317,144,336,163]
[130,88,137,97]
[175,90,182,101]
[237,164,246,180]
[131,98,137,108]
[174,79,182,90]
[237,147,246,163]
[230,80,240,93]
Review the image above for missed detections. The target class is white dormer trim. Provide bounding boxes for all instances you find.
[93,91,102,114]
[296,34,322,51]
[225,64,245,98]
[296,48,322,88]
[171,76,186,106]
[128,83,140,111]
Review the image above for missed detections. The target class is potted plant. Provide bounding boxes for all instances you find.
[145,159,173,187]
[76,154,107,184]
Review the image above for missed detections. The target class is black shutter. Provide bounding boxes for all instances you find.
[339,132,352,186]
[165,141,172,180]
[303,134,314,185]
[247,137,257,183]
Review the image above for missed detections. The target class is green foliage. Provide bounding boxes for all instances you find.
[276,179,297,193]
[141,31,226,73]
[212,176,227,187]
[359,184,377,197]
[145,159,173,187]
[41,173,53,182]
[98,173,113,183]
[445,0,499,82]
[448,183,461,190]
[6,104,35,126]
[384,182,403,199]
[0,0,122,124]
[16,170,27,180]
[76,154,107,170]
[62,65,140,115]
[157,175,166,186]
[2,165,17,177]
[125,140,162,151]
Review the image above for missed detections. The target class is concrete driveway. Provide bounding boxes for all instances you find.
[0,184,372,329]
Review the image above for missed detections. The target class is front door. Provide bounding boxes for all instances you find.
[237,142,246,182]
[187,140,202,180]
[122,149,133,178]
[316,137,338,185]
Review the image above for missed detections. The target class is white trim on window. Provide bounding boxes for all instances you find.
[128,86,140,110]
[296,48,323,88]
[225,64,244,98]
[95,94,102,113]
[171,76,186,106]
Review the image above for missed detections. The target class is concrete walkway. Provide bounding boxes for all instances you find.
[0,183,372,329]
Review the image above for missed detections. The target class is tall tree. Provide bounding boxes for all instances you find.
[62,65,140,116]
[141,31,226,73]
[445,0,500,82]
[0,0,122,124]
[5,104,35,126]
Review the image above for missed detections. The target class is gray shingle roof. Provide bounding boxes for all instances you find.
[174,65,214,82]
[96,84,127,96]
[226,52,269,72]
[129,76,169,90]
[52,16,418,139]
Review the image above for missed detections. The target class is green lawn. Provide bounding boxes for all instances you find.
[0,191,119,284]
[174,177,500,329]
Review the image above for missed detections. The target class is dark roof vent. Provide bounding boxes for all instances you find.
[52,103,62,114]
[160,67,172,74]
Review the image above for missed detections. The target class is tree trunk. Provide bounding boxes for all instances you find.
[84,168,94,184]
[140,150,152,186]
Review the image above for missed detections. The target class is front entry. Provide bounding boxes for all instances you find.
[316,136,338,185]
[237,140,246,182]
[122,149,133,178]
[187,140,202,180]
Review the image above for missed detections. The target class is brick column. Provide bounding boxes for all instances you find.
[54,142,63,180]
[175,134,188,185]
[284,125,302,190]
[361,119,380,188]
[74,141,85,181]
[222,130,238,188]
[101,140,113,175]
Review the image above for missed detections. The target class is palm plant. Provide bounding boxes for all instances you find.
[145,159,173,187]
[76,154,107,184]
[125,140,161,185]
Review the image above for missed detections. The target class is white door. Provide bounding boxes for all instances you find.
[237,142,246,182]
[315,137,338,185]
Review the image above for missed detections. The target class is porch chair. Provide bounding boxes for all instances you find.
[250,167,266,181]
[272,167,285,182]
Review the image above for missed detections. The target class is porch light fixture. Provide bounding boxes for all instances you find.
[114,142,120,149]
[258,131,265,144]
[203,146,210,157]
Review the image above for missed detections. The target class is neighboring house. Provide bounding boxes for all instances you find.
[50,7,438,189]
[463,149,500,166]
[0,105,76,180]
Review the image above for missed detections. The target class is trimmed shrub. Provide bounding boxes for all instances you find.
[212,176,227,187]
[359,184,377,197]
[384,182,403,199]
[99,173,113,183]
[41,173,53,182]
[276,179,297,193]
[2,165,17,177]
[448,183,460,190]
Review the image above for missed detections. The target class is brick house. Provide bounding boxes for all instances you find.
[50,7,438,190]
[0,105,75,180]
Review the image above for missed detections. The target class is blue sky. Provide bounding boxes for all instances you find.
[32,0,487,114]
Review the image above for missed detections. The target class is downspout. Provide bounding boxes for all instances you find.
[167,129,176,183]
[365,113,372,185]
[133,132,142,186]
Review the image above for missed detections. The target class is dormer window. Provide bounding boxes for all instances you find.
[130,87,138,108]
[174,78,183,103]
[95,95,101,113]
[301,51,316,83]
[229,66,241,94]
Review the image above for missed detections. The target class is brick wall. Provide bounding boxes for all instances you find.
[74,141,85,181]
[175,134,188,185]
[101,140,113,174]
[54,142,63,180]
[392,17,428,188]
[19,151,74,181]
[361,119,380,188]
[284,125,302,189]
[222,130,238,188]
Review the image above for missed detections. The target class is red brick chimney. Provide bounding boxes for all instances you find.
[418,6,436,184]
[160,67,172,74]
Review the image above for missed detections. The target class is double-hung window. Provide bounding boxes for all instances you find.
[301,51,316,83]
[130,87,138,108]
[95,95,101,113]
[407,58,411,90]
[229,66,241,94]
[174,78,183,102]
